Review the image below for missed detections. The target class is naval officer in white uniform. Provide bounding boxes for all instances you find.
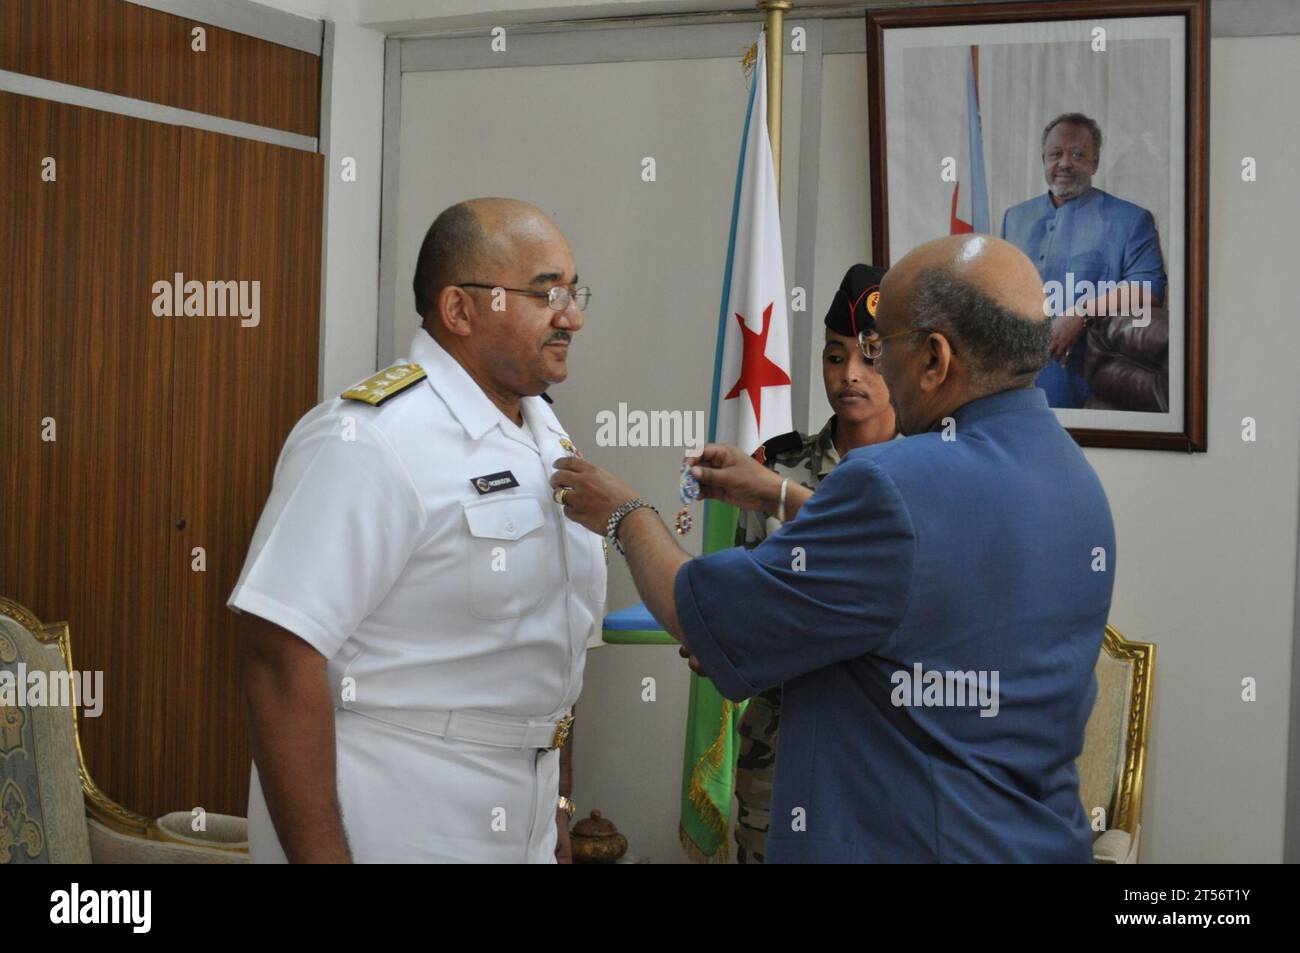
[229,198,606,863]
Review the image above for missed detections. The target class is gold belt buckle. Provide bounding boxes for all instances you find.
[548,713,574,751]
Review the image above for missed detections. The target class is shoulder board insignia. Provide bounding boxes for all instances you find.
[341,363,427,406]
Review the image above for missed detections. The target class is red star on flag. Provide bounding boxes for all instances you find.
[723,302,791,429]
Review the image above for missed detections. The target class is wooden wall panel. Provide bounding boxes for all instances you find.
[2,0,323,821]
[2,94,322,819]
[0,94,33,610]
[0,94,23,479]
[0,0,320,137]
[165,128,323,815]
[0,93,179,813]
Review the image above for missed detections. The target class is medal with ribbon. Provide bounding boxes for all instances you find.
[676,457,700,535]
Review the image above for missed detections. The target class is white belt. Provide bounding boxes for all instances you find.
[344,705,574,751]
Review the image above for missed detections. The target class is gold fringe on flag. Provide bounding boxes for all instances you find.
[679,823,730,864]
[741,41,758,80]
[681,698,738,863]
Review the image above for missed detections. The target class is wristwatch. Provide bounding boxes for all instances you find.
[606,499,658,555]
[557,795,576,820]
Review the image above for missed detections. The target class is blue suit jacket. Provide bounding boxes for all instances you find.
[1001,188,1167,408]
[675,388,1115,862]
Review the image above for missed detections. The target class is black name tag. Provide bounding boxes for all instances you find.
[470,470,520,495]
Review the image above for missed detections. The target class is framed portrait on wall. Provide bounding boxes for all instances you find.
[866,0,1208,451]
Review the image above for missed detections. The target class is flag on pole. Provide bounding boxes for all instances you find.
[679,32,793,864]
[950,45,990,235]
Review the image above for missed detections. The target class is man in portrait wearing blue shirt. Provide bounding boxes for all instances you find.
[1001,112,1167,408]
[552,234,1115,863]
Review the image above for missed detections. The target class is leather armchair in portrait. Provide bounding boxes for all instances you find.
[1076,625,1156,864]
[0,597,249,864]
[1084,303,1169,412]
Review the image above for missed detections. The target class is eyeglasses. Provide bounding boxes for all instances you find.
[858,327,955,361]
[458,283,592,312]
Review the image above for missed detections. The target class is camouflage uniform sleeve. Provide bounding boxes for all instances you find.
[733,434,817,862]
[735,684,783,863]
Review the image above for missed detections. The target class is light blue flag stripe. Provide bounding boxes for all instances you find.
[707,57,760,445]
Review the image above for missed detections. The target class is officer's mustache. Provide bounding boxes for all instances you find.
[545,331,572,347]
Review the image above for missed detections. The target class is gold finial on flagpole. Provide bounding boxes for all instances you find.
[757,1,793,199]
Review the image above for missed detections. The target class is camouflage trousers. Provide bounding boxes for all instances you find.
[734,685,782,864]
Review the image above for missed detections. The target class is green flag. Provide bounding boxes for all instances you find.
[678,501,745,862]
[678,33,791,863]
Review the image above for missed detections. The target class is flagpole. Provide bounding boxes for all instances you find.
[758,0,792,198]
[678,5,798,865]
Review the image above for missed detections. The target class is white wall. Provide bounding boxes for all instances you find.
[355,0,743,33]
[808,51,872,432]
[249,0,387,395]
[318,17,386,395]
[248,0,336,20]
[1089,36,1299,862]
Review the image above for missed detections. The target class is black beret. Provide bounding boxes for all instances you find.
[761,430,803,457]
[824,264,888,338]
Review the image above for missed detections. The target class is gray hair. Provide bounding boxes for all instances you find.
[412,202,490,319]
[1041,112,1103,163]
[908,268,1050,388]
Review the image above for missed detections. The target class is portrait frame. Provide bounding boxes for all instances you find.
[866,0,1208,451]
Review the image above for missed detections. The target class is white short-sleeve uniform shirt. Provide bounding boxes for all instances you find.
[229,328,607,863]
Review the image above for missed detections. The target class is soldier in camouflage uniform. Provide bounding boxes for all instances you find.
[734,264,898,863]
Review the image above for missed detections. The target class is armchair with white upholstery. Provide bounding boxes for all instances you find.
[0,596,249,864]
[1076,624,1156,864]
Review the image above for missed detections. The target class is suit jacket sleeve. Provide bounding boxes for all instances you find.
[1121,208,1168,304]
[673,455,916,700]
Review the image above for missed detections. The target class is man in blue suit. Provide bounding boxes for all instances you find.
[552,234,1115,862]
[1001,112,1167,408]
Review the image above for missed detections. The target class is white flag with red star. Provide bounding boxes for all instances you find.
[709,34,792,457]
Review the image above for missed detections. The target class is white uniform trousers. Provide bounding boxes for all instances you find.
[248,709,560,863]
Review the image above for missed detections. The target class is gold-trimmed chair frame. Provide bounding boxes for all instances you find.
[1101,623,1155,841]
[0,596,246,853]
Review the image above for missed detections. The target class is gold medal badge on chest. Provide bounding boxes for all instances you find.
[560,437,582,458]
